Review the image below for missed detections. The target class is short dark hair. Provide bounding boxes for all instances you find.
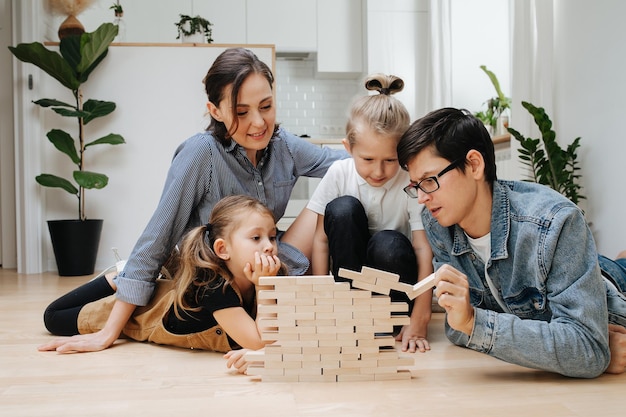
[203,48,278,144]
[397,107,497,186]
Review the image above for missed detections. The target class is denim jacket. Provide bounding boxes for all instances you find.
[423,180,622,378]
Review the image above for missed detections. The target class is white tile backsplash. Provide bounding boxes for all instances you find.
[275,60,361,138]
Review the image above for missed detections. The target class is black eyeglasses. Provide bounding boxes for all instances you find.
[403,158,464,198]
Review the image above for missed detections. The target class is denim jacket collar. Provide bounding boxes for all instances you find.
[450,181,511,262]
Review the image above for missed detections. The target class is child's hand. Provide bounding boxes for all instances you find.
[395,325,430,353]
[243,252,281,285]
[224,349,251,374]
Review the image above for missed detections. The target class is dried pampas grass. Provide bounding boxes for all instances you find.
[45,0,96,16]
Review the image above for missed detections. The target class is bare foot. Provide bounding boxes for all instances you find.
[617,250,626,260]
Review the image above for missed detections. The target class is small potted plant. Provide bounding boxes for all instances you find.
[475,65,511,136]
[110,2,123,17]
[8,23,126,275]
[175,14,213,43]
[110,1,126,41]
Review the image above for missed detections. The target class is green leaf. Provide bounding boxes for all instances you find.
[480,65,508,106]
[59,35,81,75]
[50,107,89,119]
[46,129,80,165]
[74,171,108,189]
[8,43,80,90]
[85,133,126,148]
[77,23,118,75]
[36,174,78,195]
[33,98,75,109]
[82,100,116,124]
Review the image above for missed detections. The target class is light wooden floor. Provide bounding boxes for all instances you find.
[1,268,624,417]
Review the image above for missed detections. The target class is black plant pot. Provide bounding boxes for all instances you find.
[47,219,103,276]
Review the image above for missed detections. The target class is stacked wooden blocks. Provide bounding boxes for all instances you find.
[245,266,435,382]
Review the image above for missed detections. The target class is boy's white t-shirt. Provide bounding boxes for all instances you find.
[466,232,510,313]
[306,158,424,239]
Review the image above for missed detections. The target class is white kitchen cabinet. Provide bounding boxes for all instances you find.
[316,0,364,74]
[246,0,317,52]
[192,0,247,44]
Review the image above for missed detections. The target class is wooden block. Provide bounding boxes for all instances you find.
[283,353,321,362]
[259,276,298,285]
[316,311,352,320]
[362,266,400,283]
[340,359,378,368]
[265,359,302,369]
[294,275,336,285]
[360,366,400,375]
[334,289,371,299]
[319,339,355,347]
[335,318,373,327]
[265,345,302,354]
[300,332,336,341]
[337,267,372,283]
[317,297,352,306]
[352,280,388,294]
[337,373,376,382]
[257,304,296,314]
[284,367,322,376]
[302,346,341,355]
[298,374,337,382]
[276,297,315,306]
[407,272,437,300]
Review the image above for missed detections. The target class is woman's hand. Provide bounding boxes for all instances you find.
[434,264,475,336]
[224,349,252,374]
[37,299,133,354]
[37,330,117,354]
[243,252,282,285]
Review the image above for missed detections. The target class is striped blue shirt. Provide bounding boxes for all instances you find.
[114,128,347,306]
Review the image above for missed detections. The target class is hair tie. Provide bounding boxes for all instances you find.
[205,222,213,235]
[379,87,390,95]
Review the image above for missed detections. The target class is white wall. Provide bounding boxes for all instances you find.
[553,0,626,257]
[450,0,510,113]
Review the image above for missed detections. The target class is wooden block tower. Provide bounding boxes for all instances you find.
[244,266,436,382]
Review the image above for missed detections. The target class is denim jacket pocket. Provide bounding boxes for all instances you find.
[469,286,484,307]
[504,287,548,319]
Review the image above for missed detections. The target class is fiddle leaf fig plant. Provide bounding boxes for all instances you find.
[8,23,125,221]
[508,101,585,206]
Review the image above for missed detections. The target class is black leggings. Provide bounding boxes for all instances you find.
[43,276,115,336]
[324,195,419,315]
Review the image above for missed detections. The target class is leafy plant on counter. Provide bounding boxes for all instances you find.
[475,65,511,132]
[508,101,585,206]
[175,14,213,43]
[8,22,126,221]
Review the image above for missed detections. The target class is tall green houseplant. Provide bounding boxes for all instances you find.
[9,23,125,221]
[508,101,585,206]
[9,22,125,275]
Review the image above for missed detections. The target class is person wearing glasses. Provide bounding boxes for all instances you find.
[397,107,626,378]
[306,74,434,354]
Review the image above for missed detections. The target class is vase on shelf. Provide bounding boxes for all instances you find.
[113,11,126,42]
[58,15,85,39]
